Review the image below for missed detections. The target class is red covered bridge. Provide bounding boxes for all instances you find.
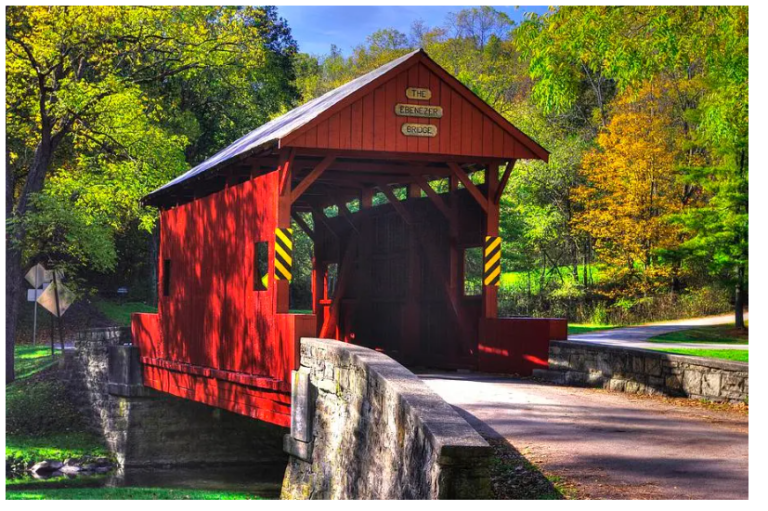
[131,49,566,427]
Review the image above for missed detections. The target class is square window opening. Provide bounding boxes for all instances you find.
[254,241,269,291]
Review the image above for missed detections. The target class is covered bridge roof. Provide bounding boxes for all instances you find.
[145,49,547,205]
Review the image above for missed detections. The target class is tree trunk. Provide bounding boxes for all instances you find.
[735,264,745,329]
[6,127,60,383]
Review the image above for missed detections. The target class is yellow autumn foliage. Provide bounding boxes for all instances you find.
[572,82,694,296]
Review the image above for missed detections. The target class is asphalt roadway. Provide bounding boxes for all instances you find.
[421,372,748,499]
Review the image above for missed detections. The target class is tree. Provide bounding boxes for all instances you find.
[517,5,748,319]
[5,6,299,382]
[572,84,694,297]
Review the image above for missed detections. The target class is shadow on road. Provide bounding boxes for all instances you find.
[450,405,567,500]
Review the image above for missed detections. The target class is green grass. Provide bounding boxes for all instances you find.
[568,324,617,335]
[649,324,748,345]
[94,299,156,327]
[6,368,110,476]
[501,264,603,291]
[6,487,263,500]
[649,347,748,363]
[14,345,62,380]
[6,432,110,471]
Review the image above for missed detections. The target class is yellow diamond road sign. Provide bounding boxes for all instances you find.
[37,281,75,317]
[25,263,47,288]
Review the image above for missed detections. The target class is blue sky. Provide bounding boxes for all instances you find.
[277,5,550,56]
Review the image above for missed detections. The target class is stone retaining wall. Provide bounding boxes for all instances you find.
[533,340,748,403]
[281,338,492,499]
[61,328,286,468]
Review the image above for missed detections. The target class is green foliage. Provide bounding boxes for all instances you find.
[93,299,156,327]
[7,5,299,299]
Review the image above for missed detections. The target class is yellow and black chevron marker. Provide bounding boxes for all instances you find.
[274,227,293,281]
[484,236,502,286]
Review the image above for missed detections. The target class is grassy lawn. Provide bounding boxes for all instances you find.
[6,371,110,476]
[6,487,262,500]
[94,299,156,327]
[568,324,617,335]
[649,347,748,363]
[14,345,62,380]
[649,324,748,345]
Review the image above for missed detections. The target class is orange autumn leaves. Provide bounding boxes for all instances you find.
[572,83,700,296]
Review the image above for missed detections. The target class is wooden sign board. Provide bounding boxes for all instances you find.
[394,103,443,119]
[401,123,437,137]
[406,87,431,100]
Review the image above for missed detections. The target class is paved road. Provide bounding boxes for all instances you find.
[570,313,749,351]
[421,372,748,499]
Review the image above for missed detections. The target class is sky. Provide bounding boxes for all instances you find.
[277,5,550,56]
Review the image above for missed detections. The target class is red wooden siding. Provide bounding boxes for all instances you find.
[283,63,538,160]
[134,171,316,426]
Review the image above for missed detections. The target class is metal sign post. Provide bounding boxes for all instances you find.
[25,263,47,345]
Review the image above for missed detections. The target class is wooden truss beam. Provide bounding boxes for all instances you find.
[291,154,336,204]
[447,162,488,213]
[494,159,516,204]
[291,211,315,242]
[414,176,451,219]
[377,183,413,225]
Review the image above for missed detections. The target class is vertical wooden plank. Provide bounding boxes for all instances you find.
[472,107,484,156]
[493,122,503,156]
[362,91,374,150]
[395,69,409,153]
[407,65,420,153]
[328,112,340,149]
[460,92,472,156]
[384,78,397,151]
[317,116,329,150]
[373,85,386,151]
[339,107,351,150]
[305,125,318,148]
[437,79,449,154]
[483,117,494,156]
[351,99,363,149]
[428,68,441,154]
[416,64,429,153]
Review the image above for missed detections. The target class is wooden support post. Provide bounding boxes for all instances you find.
[449,174,459,292]
[275,149,293,314]
[361,187,374,209]
[311,211,325,319]
[408,182,421,199]
[405,181,421,363]
[319,235,358,339]
[483,164,500,319]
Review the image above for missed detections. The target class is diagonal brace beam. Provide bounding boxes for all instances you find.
[447,162,488,212]
[291,154,336,204]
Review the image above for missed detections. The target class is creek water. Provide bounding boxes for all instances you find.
[108,464,286,498]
